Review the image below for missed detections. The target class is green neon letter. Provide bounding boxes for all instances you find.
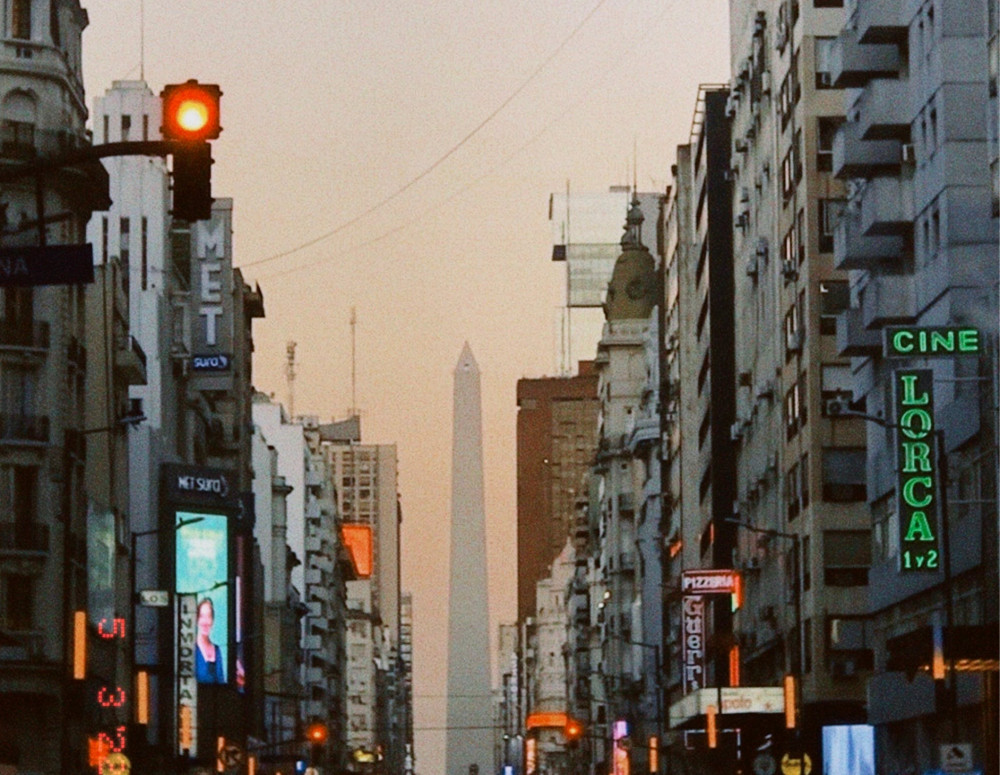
[902,476,933,508]
[903,511,936,542]
[958,328,979,353]
[902,441,933,472]
[899,408,933,440]
[892,330,914,353]
[899,374,930,406]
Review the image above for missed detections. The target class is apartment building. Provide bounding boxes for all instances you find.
[831,0,999,770]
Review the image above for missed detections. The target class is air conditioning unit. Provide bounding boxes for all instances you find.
[786,329,804,352]
[824,396,851,417]
[740,187,751,204]
[901,143,915,163]
[745,255,759,277]
[817,71,834,87]
[755,379,774,401]
[734,139,748,154]
[756,237,769,260]
[725,96,737,118]
[730,422,745,441]
[781,260,799,283]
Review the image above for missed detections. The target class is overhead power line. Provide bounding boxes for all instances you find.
[242,0,612,269]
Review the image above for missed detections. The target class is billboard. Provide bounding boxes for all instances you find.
[175,511,229,684]
[188,202,235,390]
[822,725,874,775]
[342,524,374,578]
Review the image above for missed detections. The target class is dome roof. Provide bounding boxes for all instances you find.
[603,196,657,321]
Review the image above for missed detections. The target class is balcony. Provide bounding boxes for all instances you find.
[833,122,901,179]
[0,414,49,444]
[302,634,322,651]
[860,176,913,235]
[0,321,49,351]
[853,79,912,140]
[115,335,147,385]
[0,522,49,555]
[834,208,905,269]
[830,29,901,88]
[850,0,908,45]
[836,308,881,356]
[861,274,916,328]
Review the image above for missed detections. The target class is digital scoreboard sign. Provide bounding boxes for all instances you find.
[894,369,941,572]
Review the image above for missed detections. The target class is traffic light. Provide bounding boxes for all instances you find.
[306,722,328,765]
[564,718,584,747]
[160,80,221,222]
[161,80,221,142]
[171,142,213,221]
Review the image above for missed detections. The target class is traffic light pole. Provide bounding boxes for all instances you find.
[0,140,179,183]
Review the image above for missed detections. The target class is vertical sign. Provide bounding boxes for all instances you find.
[894,369,940,572]
[177,594,198,756]
[189,202,234,386]
[613,720,630,775]
[681,596,706,694]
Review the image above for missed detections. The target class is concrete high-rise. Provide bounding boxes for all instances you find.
[446,343,493,775]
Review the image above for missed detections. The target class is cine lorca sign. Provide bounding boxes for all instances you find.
[894,370,941,572]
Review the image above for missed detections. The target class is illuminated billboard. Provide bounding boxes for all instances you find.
[342,524,373,578]
[175,511,229,684]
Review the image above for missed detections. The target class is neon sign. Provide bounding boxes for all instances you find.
[894,369,940,572]
[93,617,129,773]
[884,326,980,358]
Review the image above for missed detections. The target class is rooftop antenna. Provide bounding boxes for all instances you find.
[349,307,358,417]
[564,179,571,376]
[139,0,145,81]
[285,341,297,418]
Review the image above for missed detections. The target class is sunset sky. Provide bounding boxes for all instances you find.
[82,2,731,770]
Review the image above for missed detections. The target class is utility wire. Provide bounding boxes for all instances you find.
[249,0,680,282]
[242,0,611,269]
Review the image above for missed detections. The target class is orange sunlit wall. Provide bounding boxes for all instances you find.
[342,524,373,578]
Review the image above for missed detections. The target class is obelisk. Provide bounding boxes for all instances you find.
[446,343,493,775]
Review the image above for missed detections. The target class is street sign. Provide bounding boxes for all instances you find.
[0,244,94,286]
[780,753,812,775]
[940,744,973,773]
[139,589,170,607]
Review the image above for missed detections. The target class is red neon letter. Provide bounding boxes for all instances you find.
[97,686,127,708]
[97,618,127,639]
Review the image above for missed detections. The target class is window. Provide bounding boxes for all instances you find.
[101,216,109,263]
[120,217,131,290]
[785,382,801,440]
[141,217,149,290]
[823,530,871,586]
[1,287,33,328]
[698,409,711,449]
[1,574,33,630]
[817,117,842,172]
[786,453,810,520]
[819,281,849,334]
[11,0,31,39]
[821,447,866,502]
[49,1,60,46]
[142,114,149,141]
[818,199,846,253]
[815,37,837,88]
[699,465,712,503]
[121,114,132,142]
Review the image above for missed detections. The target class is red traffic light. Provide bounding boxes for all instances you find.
[306,723,328,744]
[161,80,221,142]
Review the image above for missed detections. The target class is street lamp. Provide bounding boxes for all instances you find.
[828,407,960,739]
[130,516,205,727]
[607,634,663,774]
[725,518,804,774]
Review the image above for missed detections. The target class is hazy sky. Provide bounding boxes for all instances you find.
[82,2,730,771]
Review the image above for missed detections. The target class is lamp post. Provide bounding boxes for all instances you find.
[725,519,804,774]
[829,408,959,739]
[608,634,663,774]
[129,517,204,734]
